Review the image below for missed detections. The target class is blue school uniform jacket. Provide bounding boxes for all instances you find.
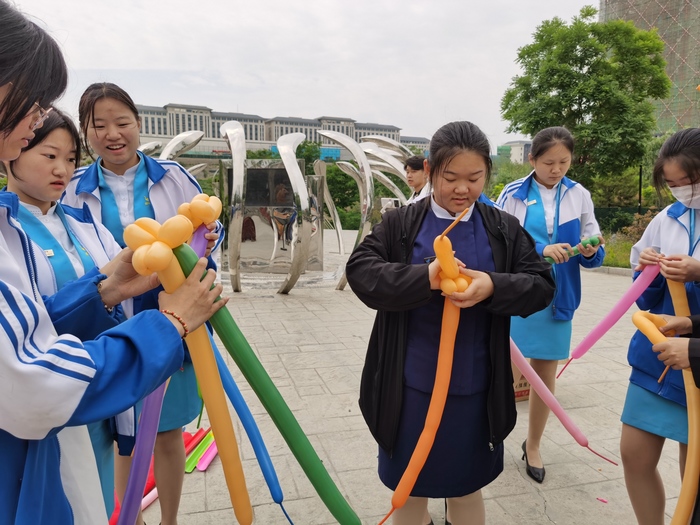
[0,192,185,525]
[497,173,604,321]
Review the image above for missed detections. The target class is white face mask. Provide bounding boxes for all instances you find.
[670,185,700,209]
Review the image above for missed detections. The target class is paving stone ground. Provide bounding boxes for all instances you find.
[143,231,683,524]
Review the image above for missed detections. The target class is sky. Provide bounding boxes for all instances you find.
[18,0,594,150]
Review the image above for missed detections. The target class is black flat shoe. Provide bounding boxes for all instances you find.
[521,440,545,483]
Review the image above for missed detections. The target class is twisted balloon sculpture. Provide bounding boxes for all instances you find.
[122,215,253,525]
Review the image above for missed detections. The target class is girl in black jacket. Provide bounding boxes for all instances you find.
[346,121,555,525]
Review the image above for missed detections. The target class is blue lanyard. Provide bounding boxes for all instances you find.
[689,209,700,256]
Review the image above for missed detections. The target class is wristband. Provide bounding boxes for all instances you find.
[160,309,189,338]
[96,280,115,314]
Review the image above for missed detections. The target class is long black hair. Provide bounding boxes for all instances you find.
[0,1,68,135]
[652,128,700,191]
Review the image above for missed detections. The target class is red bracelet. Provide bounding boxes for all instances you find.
[160,309,189,338]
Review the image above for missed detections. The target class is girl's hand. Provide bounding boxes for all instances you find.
[658,314,693,336]
[652,338,690,370]
[659,254,700,282]
[543,243,574,264]
[203,222,219,258]
[428,254,465,291]
[98,249,159,307]
[634,247,663,271]
[445,268,493,308]
[157,258,228,335]
[577,235,605,258]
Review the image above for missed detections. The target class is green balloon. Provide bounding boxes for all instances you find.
[174,245,361,525]
[544,235,601,264]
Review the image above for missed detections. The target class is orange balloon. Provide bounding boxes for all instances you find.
[158,215,193,248]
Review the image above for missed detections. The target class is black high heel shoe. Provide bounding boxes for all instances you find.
[521,440,545,483]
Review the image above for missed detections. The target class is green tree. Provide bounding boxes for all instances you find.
[246,148,280,159]
[501,6,670,195]
[296,140,321,175]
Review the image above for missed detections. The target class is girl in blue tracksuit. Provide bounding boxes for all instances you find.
[4,108,134,517]
[0,5,227,523]
[497,127,604,484]
[61,82,222,525]
[620,128,700,525]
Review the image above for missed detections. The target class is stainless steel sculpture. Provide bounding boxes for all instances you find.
[371,170,408,205]
[159,130,204,160]
[187,163,208,177]
[275,133,311,294]
[138,141,162,156]
[361,142,409,184]
[317,130,374,290]
[360,134,413,161]
[314,160,344,256]
[220,121,246,292]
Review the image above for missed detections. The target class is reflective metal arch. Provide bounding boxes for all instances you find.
[317,130,374,290]
[220,121,246,292]
[276,132,311,294]
[138,141,162,156]
[159,130,204,160]
[360,134,414,161]
[361,142,409,184]
[314,160,345,256]
[187,163,208,177]
[371,170,407,205]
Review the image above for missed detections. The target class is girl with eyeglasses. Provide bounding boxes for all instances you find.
[0,3,227,523]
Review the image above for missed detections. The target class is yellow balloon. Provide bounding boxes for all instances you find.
[192,193,209,202]
[134,217,161,238]
[190,200,217,224]
[455,277,470,292]
[123,223,157,250]
[208,196,223,217]
[143,241,174,272]
[440,279,457,295]
[158,215,193,248]
[131,245,153,276]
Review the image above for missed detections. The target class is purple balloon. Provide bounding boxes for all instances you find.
[117,383,167,525]
[190,224,209,258]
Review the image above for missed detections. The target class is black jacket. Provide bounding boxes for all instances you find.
[346,198,555,453]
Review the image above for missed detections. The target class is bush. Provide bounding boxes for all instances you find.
[602,233,634,268]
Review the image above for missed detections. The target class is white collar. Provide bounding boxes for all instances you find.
[430,196,474,221]
[21,201,58,217]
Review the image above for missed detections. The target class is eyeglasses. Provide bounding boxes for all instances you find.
[30,104,52,130]
[7,83,53,130]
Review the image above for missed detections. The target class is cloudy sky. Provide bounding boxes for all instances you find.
[18,0,593,150]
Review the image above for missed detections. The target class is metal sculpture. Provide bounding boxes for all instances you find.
[361,142,409,184]
[317,130,374,290]
[314,160,345,256]
[275,133,311,294]
[138,141,162,156]
[371,170,408,205]
[360,134,413,161]
[159,130,204,160]
[220,121,246,292]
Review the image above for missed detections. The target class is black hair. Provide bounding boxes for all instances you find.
[404,155,425,171]
[652,128,700,191]
[530,126,574,160]
[427,121,492,185]
[0,1,68,136]
[9,108,80,175]
[78,82,140,158]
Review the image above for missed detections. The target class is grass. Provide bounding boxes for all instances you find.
[602,232,634,268]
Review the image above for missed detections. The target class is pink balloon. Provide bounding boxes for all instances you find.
[511,339,618,465]
[571,264,660,360]
[141,488,158,511]
[196,439,219,471]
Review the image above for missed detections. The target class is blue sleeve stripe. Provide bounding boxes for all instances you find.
[0,282,96,379]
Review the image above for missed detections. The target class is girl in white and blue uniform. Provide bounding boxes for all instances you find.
[61,82,222,525]
[0,5,228,523]
[4,108,134,517]
[497,126,604,484]
[620,128,700,524]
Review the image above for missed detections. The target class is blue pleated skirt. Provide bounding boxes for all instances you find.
[621,382,688,444]
[158,361,201,432]
[511,304,572,360]
[378,386,503,498]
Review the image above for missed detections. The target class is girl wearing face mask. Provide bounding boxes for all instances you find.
[4,108,134,518]
[620,128,700,525]
[62,82,223,525]
[497,126,605,485]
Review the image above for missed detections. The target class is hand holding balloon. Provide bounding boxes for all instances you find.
[634,247,663,271]
[432,207,472,295]
[653,338,691,370]
[657,314,689,336]
[544,236,601,264]
[157,257,228,335]
[659,254,700,282]
[98,248,160,307]
[447,268,493,309]
[177,194,223,258]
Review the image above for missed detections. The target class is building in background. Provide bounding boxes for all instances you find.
[600,0,700,133]
[498,140,531,164]
[400,136,431,156]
